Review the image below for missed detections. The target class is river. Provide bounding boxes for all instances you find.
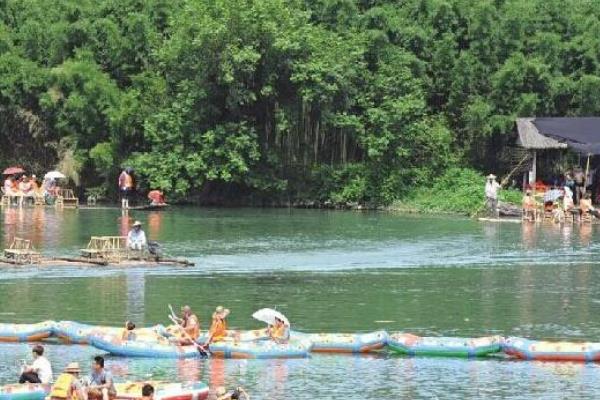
[1,207,600,399]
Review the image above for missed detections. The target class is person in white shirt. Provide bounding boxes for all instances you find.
[485,174,501,217]
[127,220,147,250]
[19,344,53,383]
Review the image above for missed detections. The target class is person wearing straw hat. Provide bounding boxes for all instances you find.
[485,174,501,217]
[203,306,231,346]
[49,362,85,400]
[126,221,147,250]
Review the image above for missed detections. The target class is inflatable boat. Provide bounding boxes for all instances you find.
[115,381,208,400]
[91,332,311,359]
[293,330,388,353]
[0,321,55,342]
[208,338,312,359]
[54,321,168,344]
[502,336,600,362]
[388,333,502,357]
[0,383,49,400]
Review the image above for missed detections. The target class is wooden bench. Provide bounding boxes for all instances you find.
[4,238,41,264]
[56,189,79,208]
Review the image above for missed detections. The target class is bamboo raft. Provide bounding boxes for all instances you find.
[0,256,194,267]
[0,236,195,268]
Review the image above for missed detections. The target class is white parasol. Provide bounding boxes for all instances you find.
[44,171,66,179]
[252,308,290,327]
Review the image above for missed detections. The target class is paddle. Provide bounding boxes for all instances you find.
[168,314,210,357]
[168,304,178,321]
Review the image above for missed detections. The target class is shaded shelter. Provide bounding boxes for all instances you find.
[516,118,600,191]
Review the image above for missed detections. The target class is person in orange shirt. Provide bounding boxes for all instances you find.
[268,317,290,344]
[172,305,200,345]
[204,306,230,346]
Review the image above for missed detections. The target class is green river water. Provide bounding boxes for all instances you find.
[1,207,600,399]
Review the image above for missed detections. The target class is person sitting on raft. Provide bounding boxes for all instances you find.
[522,190,537,221]
[203,306,230,346]
[141,384,154,400]
[215,386,249,400]
[121,321,136,341]
[147,190,166,206]
[580,193,600,218]
[268,317,290,344]
[19,344,53,384]
[172,305,200,345]
[87,356,116,400]
[49,362,86,400]
[127,221,147,250]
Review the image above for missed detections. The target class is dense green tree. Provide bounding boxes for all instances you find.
[1,0,600,204]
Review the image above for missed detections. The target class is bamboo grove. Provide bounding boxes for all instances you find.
[1,0,600,204]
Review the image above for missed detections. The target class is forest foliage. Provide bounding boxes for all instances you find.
[1,0,599,204]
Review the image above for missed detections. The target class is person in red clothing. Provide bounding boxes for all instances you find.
[147,190,166,205]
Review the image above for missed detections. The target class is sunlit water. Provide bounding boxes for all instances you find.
[1,207,600,398]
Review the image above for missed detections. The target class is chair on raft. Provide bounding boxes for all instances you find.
[56,189,79,208]
[4,238,41,264]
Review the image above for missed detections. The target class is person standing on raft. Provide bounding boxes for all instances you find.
[204,306,230,346]
[19,344,53,384]
[127,221,147,250]
[118,168,134,209]
[485,174,501,218]
[173,305,200,345]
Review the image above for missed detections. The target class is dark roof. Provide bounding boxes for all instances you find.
[517,117,600,154]
[516,118,566,149]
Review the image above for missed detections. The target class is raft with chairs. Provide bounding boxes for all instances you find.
[0,236,194,268]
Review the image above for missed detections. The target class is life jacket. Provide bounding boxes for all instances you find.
[209,318,227,341]
[183,314,200,340]
[50,373,78,400]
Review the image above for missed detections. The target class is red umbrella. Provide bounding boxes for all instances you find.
[3,166,25,175]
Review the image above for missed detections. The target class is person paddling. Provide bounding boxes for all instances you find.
[173,305,200,345]
[204,306,230,346]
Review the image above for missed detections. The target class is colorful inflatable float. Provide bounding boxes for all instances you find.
[208,338,312,359]
[292,330,388,353]
[114,381,209,400]
[502,336,600,362]
[0,321,55,342]
[388,333,502,357]
[0,384,49,400]
[54,321,168,344]
[91,332,311,359]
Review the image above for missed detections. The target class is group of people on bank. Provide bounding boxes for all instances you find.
[485,172,600,222]
[2,174,62,205]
